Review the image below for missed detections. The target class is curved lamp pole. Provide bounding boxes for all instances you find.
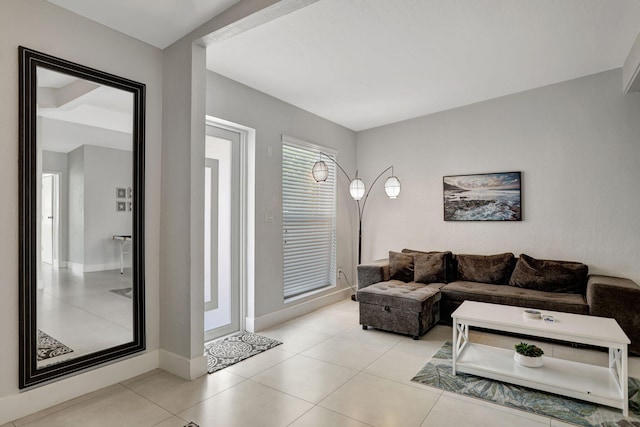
[312,152,401,265]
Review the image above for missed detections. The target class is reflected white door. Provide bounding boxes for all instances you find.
[41,174,54,265]
[204,126,241,341]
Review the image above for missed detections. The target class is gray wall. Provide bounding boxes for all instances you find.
[84,145,132,270]
[206,71,358,319]
[357,69,640,283]
[67,145,133,270]
[0,0,162,420]
[68,146,85,265]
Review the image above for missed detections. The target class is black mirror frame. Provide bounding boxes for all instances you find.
[18,46,146,388]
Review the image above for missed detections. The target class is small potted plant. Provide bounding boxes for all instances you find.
[514,342,544,367]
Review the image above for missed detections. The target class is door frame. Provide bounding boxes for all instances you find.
[41,171,61,268]
[204,116,254,341]
[204,127,241,340]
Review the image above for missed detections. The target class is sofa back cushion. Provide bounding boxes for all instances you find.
[414,251,451,284]
[389,251,414,282]
[402,249,454,282]
[509,254,588,294]
[456,253,516,285]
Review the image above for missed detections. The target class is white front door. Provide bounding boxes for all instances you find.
[204,125,242,341]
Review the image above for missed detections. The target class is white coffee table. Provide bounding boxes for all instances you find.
[452,301,630,416]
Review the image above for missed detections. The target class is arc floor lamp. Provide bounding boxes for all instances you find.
[312,153,401,265]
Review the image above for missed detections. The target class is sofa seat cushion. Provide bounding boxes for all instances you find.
[357,280,442,312]
[440,281,588,314]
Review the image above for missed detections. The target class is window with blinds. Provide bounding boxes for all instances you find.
[282,137,337,299]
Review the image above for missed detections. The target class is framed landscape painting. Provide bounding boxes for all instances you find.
[443,172,521,221]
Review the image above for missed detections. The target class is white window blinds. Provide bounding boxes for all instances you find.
[282,137,337,299]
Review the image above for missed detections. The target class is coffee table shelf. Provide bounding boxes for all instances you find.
[456,342,624,408]
[452,301,630,416]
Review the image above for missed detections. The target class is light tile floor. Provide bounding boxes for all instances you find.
[10,298,640,427]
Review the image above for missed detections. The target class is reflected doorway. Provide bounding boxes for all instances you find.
[204,125,242,341]
[41,173,59,266]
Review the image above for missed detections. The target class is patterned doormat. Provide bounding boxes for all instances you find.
[37,329,73,361]
[205,331,282,374]
[411,342,640,427]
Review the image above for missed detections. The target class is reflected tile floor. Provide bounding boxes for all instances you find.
[37,264,134,365]
[11,298,640,427]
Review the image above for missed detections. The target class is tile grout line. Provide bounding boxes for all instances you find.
[120,377,184,418]
[242,315,385,426]
[169,376,253,418]
[182,321,353,419]
[417,390,445,427]
[185,321,439,425]
[11,383,126,426]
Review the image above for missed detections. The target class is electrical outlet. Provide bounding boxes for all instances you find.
[337,266,343,280]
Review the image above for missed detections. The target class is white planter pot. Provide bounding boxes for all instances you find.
[514,352,544,368]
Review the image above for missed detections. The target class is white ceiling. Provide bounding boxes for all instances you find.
[47,0,242,49]
[38,68,133,153]
[48,0,640,132]
[206,0,640,131]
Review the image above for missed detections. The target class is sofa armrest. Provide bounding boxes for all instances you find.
[587,274,640,354]
[357,259,390,289]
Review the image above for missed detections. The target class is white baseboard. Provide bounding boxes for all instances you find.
[245,316,255,333]
[248,288,351,332]
[66,262,128,273]
[0,351,159,425]
[67,262,83,273]
[84,262,127,273]
[159,350,207,380]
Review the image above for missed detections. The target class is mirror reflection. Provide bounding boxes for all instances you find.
[35,67,134,368]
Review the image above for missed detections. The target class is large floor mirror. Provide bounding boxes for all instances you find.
[19,47,145,388]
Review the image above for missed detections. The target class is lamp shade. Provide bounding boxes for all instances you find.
[384,176,401,199]
[349,178,366,200]
[312,160,329,182]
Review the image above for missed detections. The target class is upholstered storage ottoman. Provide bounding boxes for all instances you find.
[357,280,441,339]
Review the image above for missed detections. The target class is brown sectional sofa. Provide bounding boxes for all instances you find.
[357,249,640,354]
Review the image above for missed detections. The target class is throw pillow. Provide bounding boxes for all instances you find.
[414,252,451,284]
[456,253,516,285]
[509,254,588,294]
[389,251,414,282]
[403,249,455,283]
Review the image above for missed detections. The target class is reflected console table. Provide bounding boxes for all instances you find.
[112,235,132,274]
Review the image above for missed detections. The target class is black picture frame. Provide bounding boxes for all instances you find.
[443,172,522,221]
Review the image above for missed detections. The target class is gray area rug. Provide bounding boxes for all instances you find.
[205,331,282,373]
[411,342,640,427]
[37,329,73,361]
